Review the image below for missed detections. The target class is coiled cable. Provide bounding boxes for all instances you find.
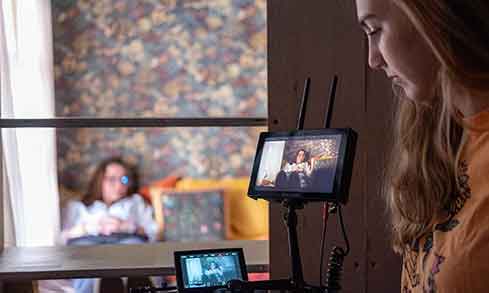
[325,246,346,292]
[319,203,350,292]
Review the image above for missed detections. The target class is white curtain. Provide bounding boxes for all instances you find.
[0,0,60,247]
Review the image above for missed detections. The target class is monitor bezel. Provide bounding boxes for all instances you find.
[248,128,356,203]
[174,247,248,293]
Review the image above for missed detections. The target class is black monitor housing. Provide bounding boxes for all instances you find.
[174,248,248,293]
[248,128,356,204]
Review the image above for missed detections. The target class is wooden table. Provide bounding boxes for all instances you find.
[0,240,268,281]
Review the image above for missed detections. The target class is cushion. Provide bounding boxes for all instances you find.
[138,175,181,202]
[175,177,269,240]
[150,188,229,242]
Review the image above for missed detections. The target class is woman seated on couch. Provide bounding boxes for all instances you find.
[62,156,158,245]
[275,149,315,189]
[61,156,157,293]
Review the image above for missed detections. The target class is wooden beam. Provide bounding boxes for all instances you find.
[0,118,268,128]
[0,240,269,281]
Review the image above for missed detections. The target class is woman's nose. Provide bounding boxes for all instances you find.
[368,41,385,70]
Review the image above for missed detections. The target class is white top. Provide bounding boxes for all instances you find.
[283,162,313,175]
[61,194,159,242]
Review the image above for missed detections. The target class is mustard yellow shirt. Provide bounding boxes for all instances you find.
[401,110,489,293]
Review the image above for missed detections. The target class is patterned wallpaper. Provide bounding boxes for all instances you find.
[52,0,267,192]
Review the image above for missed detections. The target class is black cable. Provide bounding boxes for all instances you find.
[337,205,350,255]
[325,246,345,292]
[319,202,330,288]
[324,204,350,293]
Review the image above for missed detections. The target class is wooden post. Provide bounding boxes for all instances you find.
[0,84,4,255]
[0,58,4,293]
[267,0,400,291]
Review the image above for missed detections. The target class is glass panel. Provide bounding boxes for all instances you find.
[2,128,268,286]
[57,127,265,190]
[52,0,267,118]
[56,126,268,243]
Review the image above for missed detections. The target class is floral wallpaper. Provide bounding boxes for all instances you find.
[52,0,267,192]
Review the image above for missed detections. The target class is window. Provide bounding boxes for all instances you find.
[1,0,268,246]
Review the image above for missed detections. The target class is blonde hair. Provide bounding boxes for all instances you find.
[386,0,489,252]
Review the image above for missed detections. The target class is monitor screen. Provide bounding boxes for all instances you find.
[248,129,356,203]
[175,248,248,292]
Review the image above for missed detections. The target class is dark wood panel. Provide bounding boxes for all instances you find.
[268,1,403,292]
[365,64,402,291]
[2,281,32,293]
[267,1,367,292]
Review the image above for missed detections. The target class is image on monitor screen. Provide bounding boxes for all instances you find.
[254,134,341,194]
[180,252,244,289]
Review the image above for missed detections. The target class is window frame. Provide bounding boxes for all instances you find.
[0,116,268,249]
[0,117,268,128]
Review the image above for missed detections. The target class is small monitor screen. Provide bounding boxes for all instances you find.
[255,134,341,193]
[175,248,247,291]
[248,129,357,203]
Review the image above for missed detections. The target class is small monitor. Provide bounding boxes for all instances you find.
[174,248,248,292]
[248,128,357,203]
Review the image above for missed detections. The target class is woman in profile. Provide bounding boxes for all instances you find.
[61,156,157,292]
[355,0,489,291]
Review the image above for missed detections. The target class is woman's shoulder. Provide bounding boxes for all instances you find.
[465,129,489,155]
[64,200,86,210]
[65,199,109,212]
[463,109,489,163]
[61,200,88,221]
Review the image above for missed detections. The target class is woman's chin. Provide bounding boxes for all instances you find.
[392,83,411,100]
[393,83,427,103]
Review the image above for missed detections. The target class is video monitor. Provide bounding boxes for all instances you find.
[174,248,248,292]
[248,128,357,203]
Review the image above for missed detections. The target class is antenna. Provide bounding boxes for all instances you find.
[296,77,311,130]
[324,75,338,128]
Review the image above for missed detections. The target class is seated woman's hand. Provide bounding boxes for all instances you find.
[99,216,139,235]
[99,216,124,235]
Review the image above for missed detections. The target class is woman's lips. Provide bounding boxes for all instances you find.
[389,75,402,85]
